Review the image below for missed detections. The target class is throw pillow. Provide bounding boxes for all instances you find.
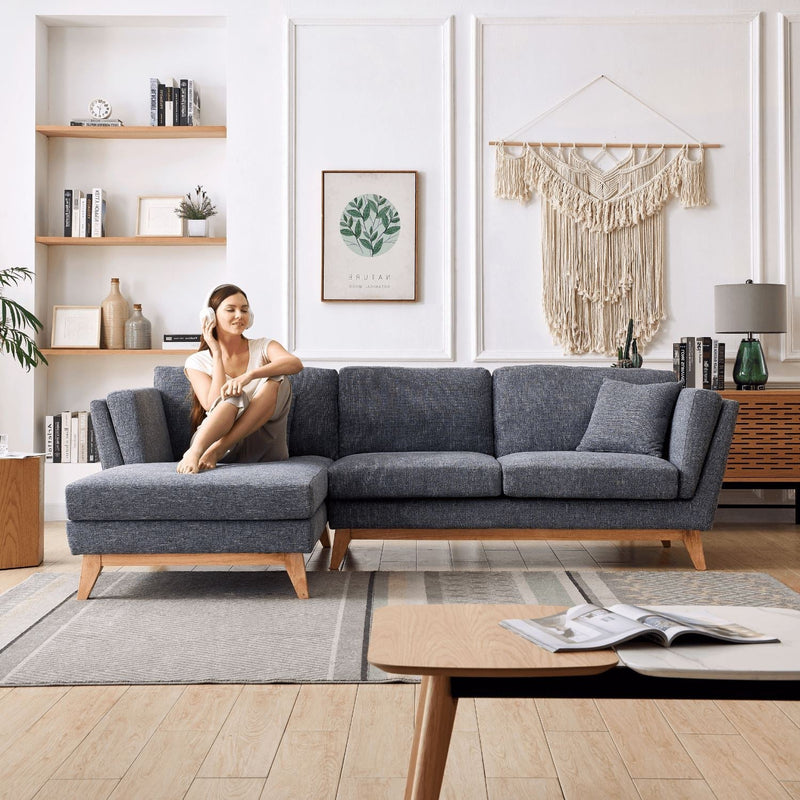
[576,378,682,458]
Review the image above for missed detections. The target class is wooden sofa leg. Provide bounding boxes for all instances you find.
[683,530,707,570]
[77,555,103,600]
[319,525,332,549]
[329,529,352,571]
[284,553,309,599]
[661,540,672,548]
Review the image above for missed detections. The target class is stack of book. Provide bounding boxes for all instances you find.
[150,78,201,126]
[673,337,726,389]
[45,411,99,463]
[63,187,106,237]
[69,118,124,127]
[163,334,201,350]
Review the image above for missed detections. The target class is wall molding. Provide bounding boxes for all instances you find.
[473,13,763,363]
[285,17,455,362]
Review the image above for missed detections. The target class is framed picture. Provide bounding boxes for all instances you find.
[136,195,184,237]
[322,170,417,301]
[51,306,101,348]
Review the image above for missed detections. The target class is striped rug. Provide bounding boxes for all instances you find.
[1,569,798,686]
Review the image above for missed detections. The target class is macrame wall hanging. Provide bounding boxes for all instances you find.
[492,75,718,356]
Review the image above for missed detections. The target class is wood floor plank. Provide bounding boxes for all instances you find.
[776,701,800,727]
[32,779,119,800]
[286,683,356,732]
[655,699,737,735]
[545,730,640,800]
[678,733,791,800]
[632,778,717,799]
[158,684,242,732]
[184,777,265,800]
[475,698,556,778]
[783,781,800,799]
[261,730,347,800]
[440,731,487,800]
[54,685,185,779]
[0,686,126,800]
[486,778,564,800]
[335,777,406,799]
[341,685,415,779]
[536,698,606,732]
[716,700,800,780]
[197,685,298,778]
[596,699,701,779]
[107,730,217,800]
[0,687,69,757]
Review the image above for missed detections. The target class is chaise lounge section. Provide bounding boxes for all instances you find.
[65,363,737,599]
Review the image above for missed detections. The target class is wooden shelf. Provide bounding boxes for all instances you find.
[42,349,194,356]
[36,125,226,139]
[36,236,225,246]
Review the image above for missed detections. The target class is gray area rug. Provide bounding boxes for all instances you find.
[1,569,798,686]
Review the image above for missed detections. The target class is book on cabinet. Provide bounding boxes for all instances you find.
[673,338,725,390]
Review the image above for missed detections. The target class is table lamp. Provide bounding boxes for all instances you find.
[714,279,787,389]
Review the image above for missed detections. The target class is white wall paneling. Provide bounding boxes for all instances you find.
[474,14,761,364]
[287,17,455,361]
[784,14,800,360]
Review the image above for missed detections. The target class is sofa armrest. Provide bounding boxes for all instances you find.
[667,388,726,498]
[106,388,174,464]
[89,399,124,469]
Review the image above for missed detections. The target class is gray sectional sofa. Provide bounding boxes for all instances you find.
[65,364,738,599]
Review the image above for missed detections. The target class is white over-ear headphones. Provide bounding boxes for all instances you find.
[200,285,255,330]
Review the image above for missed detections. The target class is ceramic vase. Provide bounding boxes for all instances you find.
[100,278,129,349]
[124,304,152,350]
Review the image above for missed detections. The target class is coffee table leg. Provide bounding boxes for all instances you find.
[405,675,458,800]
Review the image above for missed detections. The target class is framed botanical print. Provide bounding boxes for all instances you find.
[322,170,417,301]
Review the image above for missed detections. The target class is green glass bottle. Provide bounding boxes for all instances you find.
[732,337,768,389]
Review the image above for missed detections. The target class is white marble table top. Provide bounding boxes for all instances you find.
[615,605,800,680]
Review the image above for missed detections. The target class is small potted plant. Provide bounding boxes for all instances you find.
[175,185,218,237]
[0,267,47,371]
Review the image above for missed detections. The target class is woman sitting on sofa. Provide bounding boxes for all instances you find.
[176,283,303,473]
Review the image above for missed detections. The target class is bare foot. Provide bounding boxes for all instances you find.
[198,443,225,471]
[176,449,202,474]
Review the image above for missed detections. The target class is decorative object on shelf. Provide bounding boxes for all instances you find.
[137,196,184,237]
[613,319,643,368]
[124,304,152,350]
[51,306,102,349]
[0,266,48,370]
[321,170,418,301]
[175,185,218,237]
[88,98,112,120]
[100,278,129,349]
[714,279,787,390]
[492,75,716,356]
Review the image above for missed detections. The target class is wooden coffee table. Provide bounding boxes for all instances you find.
[368,603,800,800]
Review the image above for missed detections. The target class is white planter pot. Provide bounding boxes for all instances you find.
[186,219,209,237]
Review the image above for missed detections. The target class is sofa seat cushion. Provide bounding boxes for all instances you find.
[328,452,502,499]
[499,451,679,500]
[66,456,330,522]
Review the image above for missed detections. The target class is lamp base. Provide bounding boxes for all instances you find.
[733,337,769,390]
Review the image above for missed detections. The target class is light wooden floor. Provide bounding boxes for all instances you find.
[1,508,799,800]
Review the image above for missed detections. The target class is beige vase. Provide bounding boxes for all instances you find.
[101,277,129,349]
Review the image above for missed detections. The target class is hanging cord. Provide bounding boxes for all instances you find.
[499,74,705,146]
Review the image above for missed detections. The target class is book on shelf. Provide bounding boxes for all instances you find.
[163,333,201,350]
[149,77,200,126]
[91,187,106,237]
[69,118,125,126]
[45,411,96,464]
[63,190,73,236]
[499,603,780,652]
[674,337,725,390]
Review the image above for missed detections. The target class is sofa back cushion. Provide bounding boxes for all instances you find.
[338,366,494,456]
[106,388,174,464]
[153,365,339,460]
[493,365,678,457]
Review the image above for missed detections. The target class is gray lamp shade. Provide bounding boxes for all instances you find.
[714,282,787,334]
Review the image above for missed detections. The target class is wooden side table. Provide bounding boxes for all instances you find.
[719,389,800,522]
[0,455,44,569]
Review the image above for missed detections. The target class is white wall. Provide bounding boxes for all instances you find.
[0,0,798,518]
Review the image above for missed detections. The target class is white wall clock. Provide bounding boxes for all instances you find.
[88,98,112,120]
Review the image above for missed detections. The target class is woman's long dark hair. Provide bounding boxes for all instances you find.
[189,284,249,435]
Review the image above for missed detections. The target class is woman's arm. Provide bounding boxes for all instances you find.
[187,319,229,410]
[242,339,303,384]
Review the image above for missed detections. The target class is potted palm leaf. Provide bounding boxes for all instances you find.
[0,267,47,371]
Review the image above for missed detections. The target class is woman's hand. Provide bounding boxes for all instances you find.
[203,318,220,354]
[221,371,252,399]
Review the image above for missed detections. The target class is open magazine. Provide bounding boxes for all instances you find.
[500,604,780,652]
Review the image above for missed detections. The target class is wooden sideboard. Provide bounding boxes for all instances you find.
[0,455,44,569]
[719,389,800,523]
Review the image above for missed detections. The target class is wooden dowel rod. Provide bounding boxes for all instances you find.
[489,141,721,149]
